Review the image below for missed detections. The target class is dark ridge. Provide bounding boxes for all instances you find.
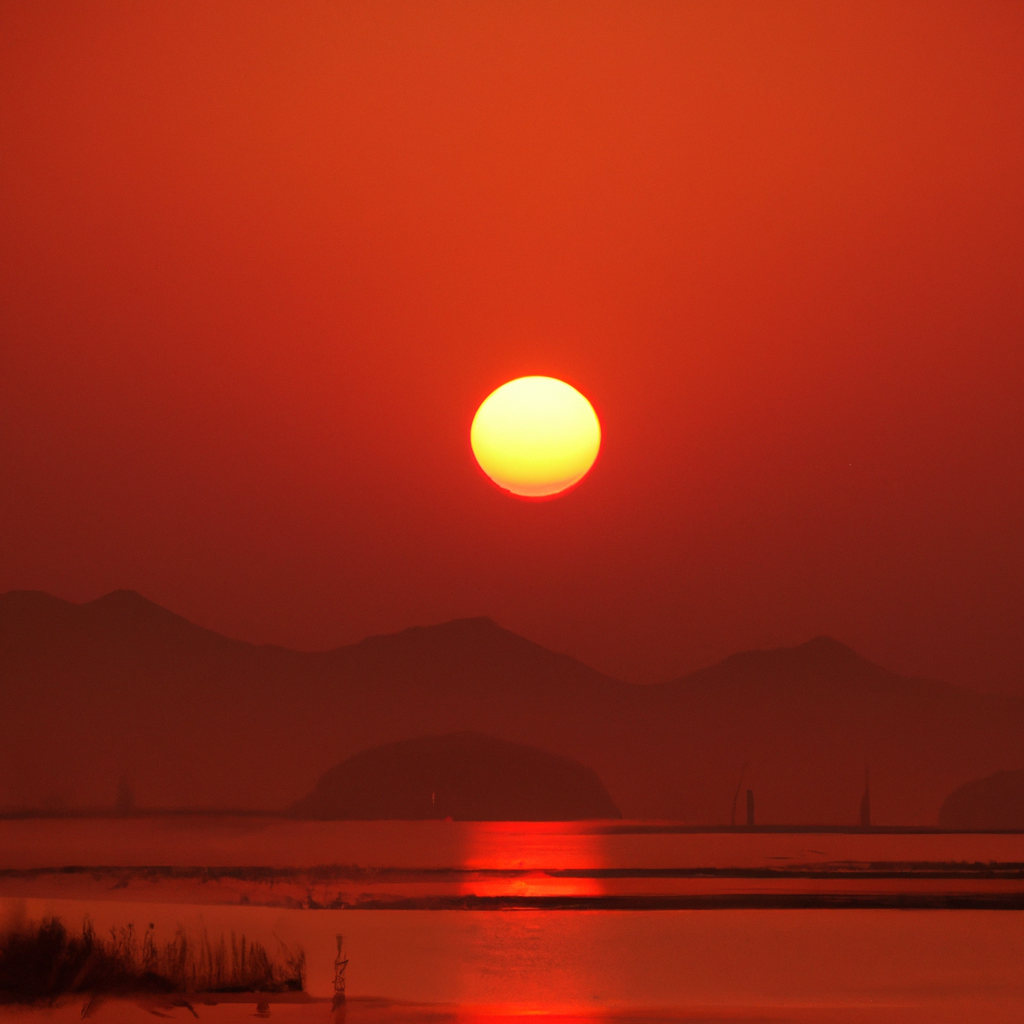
[80,589,234,641]
[0,589,79,627]
[393,615,503,635]
[654,634,894,697]
[85,588,174,614]
[324,612,622,686]
[717,634,871,674]
[346,615,553,655]
[0,587,257,656]
[344,615,512,655]
[0,589,77,612]
[799,634,865,661]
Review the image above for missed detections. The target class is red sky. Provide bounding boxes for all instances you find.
[2,1,1022,693]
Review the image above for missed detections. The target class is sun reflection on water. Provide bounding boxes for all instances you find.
[455,822,610,900]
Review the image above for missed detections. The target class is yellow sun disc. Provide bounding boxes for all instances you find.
[471,376,601,498]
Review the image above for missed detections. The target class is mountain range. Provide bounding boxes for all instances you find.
[1,589,1021,824]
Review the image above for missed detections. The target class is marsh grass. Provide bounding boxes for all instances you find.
[0,917,305,1003]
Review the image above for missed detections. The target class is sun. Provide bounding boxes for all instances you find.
[471,376,601,498]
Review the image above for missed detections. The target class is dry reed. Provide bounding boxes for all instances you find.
[0,917,304,1003]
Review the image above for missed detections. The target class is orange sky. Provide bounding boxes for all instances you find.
[1,1,1022,691]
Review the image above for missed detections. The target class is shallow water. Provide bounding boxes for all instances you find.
[2,820,1023,1019]
[3,898,1024,1020]
[3,817,1023,873]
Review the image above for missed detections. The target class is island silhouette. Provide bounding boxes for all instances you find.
[939,769,1024,829]
[289,732,621,820]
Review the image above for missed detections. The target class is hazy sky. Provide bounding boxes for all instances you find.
[2,1,1022,692]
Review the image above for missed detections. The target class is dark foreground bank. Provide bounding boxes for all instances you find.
[0,917,304,1004]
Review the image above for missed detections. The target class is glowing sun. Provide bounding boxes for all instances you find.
[471,376,601,498]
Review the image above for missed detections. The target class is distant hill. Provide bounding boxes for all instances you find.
[640,635,1024,824]
[289,732,621,820]
[938,770,1024,829]
[0,589,630,815]
[1,589,1022,824]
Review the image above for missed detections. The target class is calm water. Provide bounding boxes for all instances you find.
[2,819,1023,1018]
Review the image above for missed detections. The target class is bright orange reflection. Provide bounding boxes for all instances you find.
[457,821,608,899]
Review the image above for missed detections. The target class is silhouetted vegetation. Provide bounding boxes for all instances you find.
[0,917,304,1003]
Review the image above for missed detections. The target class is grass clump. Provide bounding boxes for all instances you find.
[0,917,305,1003]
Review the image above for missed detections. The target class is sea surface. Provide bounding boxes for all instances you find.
[1,819,1023,1021]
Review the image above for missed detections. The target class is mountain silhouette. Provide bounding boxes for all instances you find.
[290,732,621,820]
[642,633,1022,823]
[1,589,1021,823]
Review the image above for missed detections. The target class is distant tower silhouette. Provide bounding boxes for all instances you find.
[746,788,755,826]
[860,767,871,828]
[730,762,749,826]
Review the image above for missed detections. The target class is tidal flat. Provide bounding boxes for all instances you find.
[1,819,1022,1020]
